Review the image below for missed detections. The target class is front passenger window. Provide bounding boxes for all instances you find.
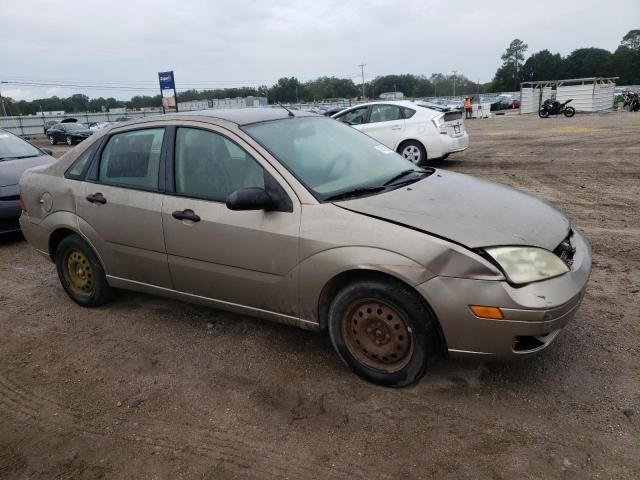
[174,128,265,202]
[337,107,368,125]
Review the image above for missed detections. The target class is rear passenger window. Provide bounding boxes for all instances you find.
[98,128,164,190]
[401,107,416,119]
[66,144,97,178]
[369,105,402,123]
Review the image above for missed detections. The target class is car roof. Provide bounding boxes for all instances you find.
[134,108,320,126]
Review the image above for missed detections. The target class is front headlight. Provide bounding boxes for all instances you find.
[484,246,569,285]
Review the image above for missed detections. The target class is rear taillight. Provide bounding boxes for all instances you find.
[19,193,27,212]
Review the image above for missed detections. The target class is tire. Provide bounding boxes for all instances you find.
[327,279,441,387]
[49,135,56,145]
[398,140,426,165]
[538,109,549,118]
[66,135,73,146]
[55,234,113,307]
[564,107,576,118]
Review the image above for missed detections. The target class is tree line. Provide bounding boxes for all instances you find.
[3,29,638,115]
[3,72,480,115]
[490,30,640,91]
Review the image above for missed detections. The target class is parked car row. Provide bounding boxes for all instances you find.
[44,116,136,145]
[16,108,591,387]
[0,129,55,234]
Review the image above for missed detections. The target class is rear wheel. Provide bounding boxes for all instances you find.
[66,135,73,146]
[398,140,426,165]
[328,279,441,387]
[49,135,56,145]
[55,234,113,307]
[564,107,576,118]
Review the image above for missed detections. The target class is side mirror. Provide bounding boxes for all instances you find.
[40,148,53,156]
[226,187,277,211]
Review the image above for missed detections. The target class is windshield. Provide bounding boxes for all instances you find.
[243,117,421,201]
[65,123,86,131]
[0,131,42,160]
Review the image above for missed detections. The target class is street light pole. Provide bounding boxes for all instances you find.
[452,70,457,97]
[358,63,366,99]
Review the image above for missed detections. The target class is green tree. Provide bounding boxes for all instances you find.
[268,77,305,103]
[621,29,640,50]
[521,49,565,81]
[304,77,358,100]
[563,48,612,78]
[491,39,528,91]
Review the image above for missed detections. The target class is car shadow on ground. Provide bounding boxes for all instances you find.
[109,288,560,392]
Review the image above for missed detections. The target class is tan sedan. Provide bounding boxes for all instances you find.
[19,109,591,386]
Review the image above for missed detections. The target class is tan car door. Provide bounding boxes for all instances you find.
[161,124,301,316]
[76,126,172,287]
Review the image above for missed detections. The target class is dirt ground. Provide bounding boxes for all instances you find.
[1,112,639,479]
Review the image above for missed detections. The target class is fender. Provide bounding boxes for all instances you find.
[296,246,435,323]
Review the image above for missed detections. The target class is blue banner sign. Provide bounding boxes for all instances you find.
[158,71,175,90]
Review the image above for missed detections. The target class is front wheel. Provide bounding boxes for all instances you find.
[398,140,426,165]
[55,234,114,307]
[564,107,576,118]
[49,135,56,145]
[538,109,549,118]
[328,279,442,387]
[66,135,73,146]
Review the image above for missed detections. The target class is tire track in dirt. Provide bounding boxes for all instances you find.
[0,373,378,479]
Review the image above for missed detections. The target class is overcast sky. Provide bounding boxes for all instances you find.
[1,0,638,101]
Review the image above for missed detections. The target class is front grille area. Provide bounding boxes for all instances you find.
[554,230,576,268]
[0,195,20,202]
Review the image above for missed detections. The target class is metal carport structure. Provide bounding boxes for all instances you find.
[520,77,619,114]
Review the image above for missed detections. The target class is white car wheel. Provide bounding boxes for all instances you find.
[66,136,73,146]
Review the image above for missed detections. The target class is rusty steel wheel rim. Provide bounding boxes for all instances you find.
[63,249,95,297]
[341,299,414,373]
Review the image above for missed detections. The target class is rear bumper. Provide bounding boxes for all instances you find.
[431,132,469,158]
[417,229,592,357]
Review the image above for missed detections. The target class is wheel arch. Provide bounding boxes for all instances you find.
[317,269,447,350]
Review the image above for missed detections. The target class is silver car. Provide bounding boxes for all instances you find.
[19,109,591,386]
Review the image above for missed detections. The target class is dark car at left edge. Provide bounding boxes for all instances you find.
[46,123,94,145]
[0,129,55,234]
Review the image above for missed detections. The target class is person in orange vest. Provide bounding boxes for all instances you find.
[464,96,472,119]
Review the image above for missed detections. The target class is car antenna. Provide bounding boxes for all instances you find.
[278,103,295,118]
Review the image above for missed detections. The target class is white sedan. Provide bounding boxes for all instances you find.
[332,100,469,164]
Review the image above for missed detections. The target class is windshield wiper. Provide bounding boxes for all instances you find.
[0,155,34,161]
[383,168,432,187]
[324,186,386,202]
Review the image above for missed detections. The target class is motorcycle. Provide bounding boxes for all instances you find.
[622,91,640,112]
[539,98,576,118]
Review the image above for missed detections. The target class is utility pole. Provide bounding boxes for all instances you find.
[452,70,457,97]
[0,82,8,117]
[358,63,366,99]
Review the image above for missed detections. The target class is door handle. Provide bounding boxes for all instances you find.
[172,209,200,222]
[391,126,402,130]
[86,193,107,204]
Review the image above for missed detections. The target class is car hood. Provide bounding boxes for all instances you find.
[0,155,55,187]
[338,169,570,250]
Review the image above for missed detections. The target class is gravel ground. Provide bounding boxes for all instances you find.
[1,112,639,479]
